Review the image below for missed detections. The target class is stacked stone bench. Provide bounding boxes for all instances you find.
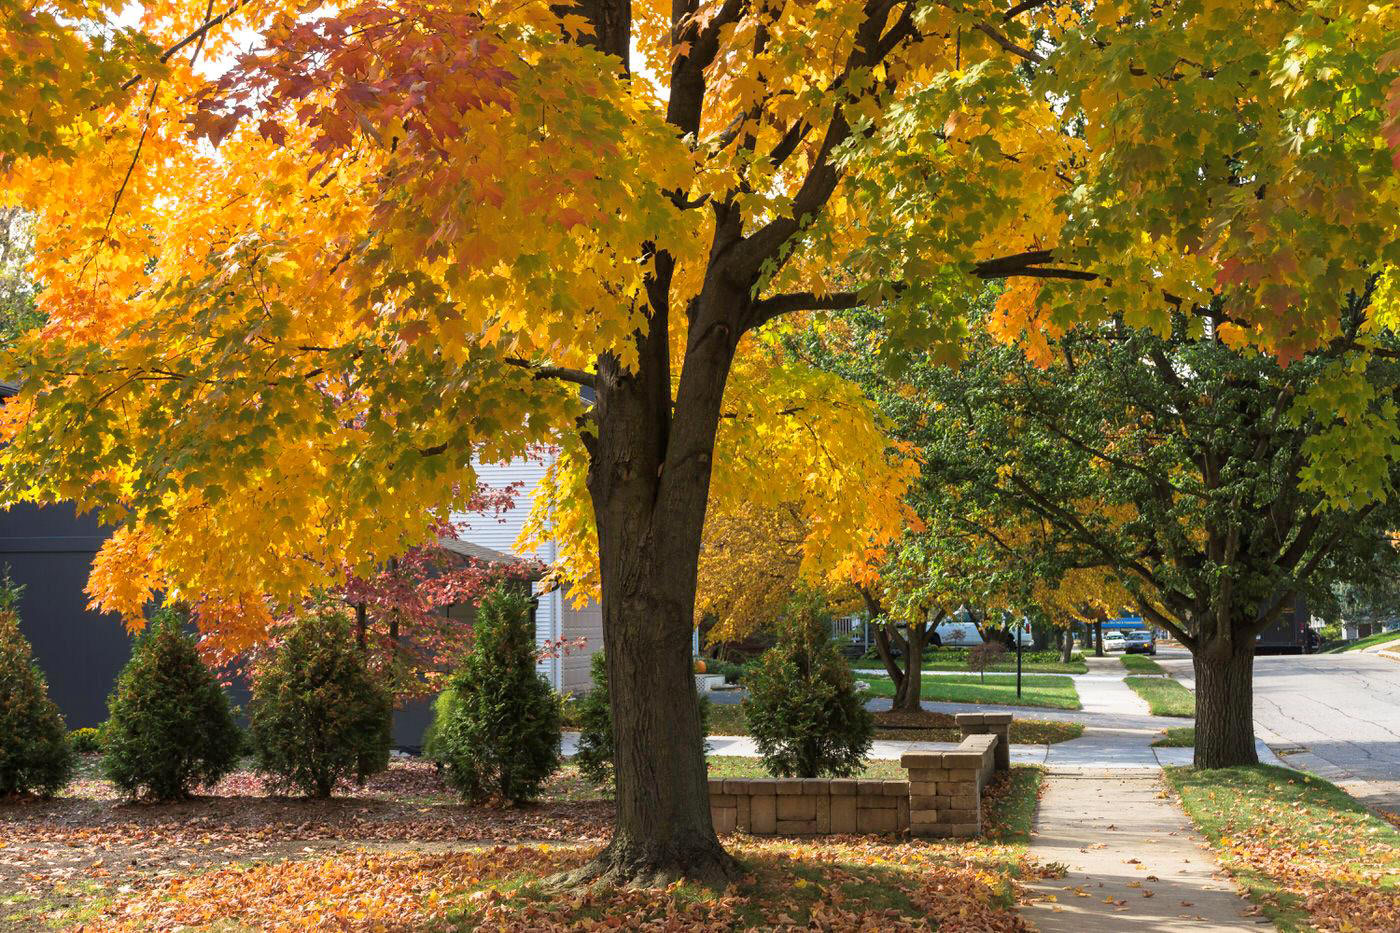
[708,712,1012,839]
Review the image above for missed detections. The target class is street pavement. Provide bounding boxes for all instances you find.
[1156,647,1400,816]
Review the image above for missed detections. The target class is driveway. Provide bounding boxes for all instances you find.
[1158,647,1400,816]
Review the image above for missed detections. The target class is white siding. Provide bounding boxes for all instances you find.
[454,455,602,693]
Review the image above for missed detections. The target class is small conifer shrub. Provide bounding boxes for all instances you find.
[743,590,873,778]
[0,577,74,796]
[250,608,392,797]
[102,608,241,800]
[432,585,560,803]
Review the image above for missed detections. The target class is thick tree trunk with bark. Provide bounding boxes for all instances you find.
[1192,634,1258,768]
[1060,627,1074,664]
[1093,621,1104,657]
[565,281,746,887]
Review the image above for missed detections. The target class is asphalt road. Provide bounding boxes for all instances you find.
[1158,647,1400,814]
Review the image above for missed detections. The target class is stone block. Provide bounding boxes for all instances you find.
[896,796,910,830]
[776,779,805,795]
[937,780,968,795]
[708,779,727,794]
[828,778,858,795]
[980,713,1013,725]
[942,809,979,825]
[908,781,937,797]
[777,796,816,821]
[859,794,897,809]
[910,808,939,824]
[909,794,938,810]
[744,779,778,795]
[943,752,984,769]
[803,779,828,795]
[950,792,978,809]
[830,795,857,833]
[948,767,979,782]
[736,795,752,833]
[907,768,949,784]
[750,794,776,834]
[883,780,909,796]
[900,751,949,769]
[713,807,737,834]
[857,806,899,833]
[941,822,980,836]
[857,780,885,795]
[775,818,817,834]
[710,793,736,808]
[816,794,831,833]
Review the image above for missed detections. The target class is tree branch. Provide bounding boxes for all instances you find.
[504,357,597,388]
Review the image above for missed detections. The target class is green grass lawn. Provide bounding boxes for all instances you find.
[860,673,1081,710]
[1151,726,1195,747]
[853,649,1087,675]
[707,698,1084,743]
[1165,765,1400,931]
[1119,653,1166,674]
[1323,629,1400,653]
[1124,675,1194,717]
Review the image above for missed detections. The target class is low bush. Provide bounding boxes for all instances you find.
[744,591,873,778]
[431,585,561,803]
[102,608,242,800]
[573,650,711,790]
[250,608,392,797]
[69,727,103,754]
[0,579,73,796]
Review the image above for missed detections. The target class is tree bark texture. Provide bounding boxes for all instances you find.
[1192,635,1259,768]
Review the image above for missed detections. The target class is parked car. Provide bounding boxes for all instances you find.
[1123,630,1157,655]
[1101,631,1127,652]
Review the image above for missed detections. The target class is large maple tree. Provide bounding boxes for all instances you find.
[3,0,1399,883]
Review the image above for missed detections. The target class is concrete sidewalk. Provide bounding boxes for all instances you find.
[1021,769,1272,931]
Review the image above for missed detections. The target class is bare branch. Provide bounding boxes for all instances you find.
[504,357,597,388]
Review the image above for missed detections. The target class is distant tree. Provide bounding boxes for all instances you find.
[967,642,1006,683]
[744,591,873,778]
[0,577,73,796]
[102,607,241,800]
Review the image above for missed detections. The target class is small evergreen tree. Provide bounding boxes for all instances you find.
[102,608,241,800]
[743,590,873,778]
[0,578,73,796]
[572,650,614,789]
[250,608,392,797]
[433,584,560,803]
[574,649,710,791]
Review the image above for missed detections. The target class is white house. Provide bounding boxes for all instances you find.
[460,455,603,694]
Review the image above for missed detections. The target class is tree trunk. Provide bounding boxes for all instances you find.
[565,280,745,887]
[1192,636,1258,768]
[893,622,929,712]
[1060,627,1074,664]
[1093,621,1104,657]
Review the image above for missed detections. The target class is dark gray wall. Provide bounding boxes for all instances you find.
[0,502,433,746]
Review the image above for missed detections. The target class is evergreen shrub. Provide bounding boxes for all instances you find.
[0,579,73,796]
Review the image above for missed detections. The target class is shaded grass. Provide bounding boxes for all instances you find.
[1165,764,1400,932]
[1124,675,1194,717]
[860,673,1081,710]
[1151,726,1195,747]
[1120,653,1165,674]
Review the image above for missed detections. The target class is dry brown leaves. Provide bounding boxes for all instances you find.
[76,835,1034,932]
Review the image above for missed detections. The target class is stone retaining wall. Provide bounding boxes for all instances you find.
[710,712,1013,839]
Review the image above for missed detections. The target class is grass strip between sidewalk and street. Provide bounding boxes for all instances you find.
[858,673,1082,710]
[1151,726,1195,747]
[1165,764,1400,932]
[1124,675,1194,717]
[1119,653,1166,674]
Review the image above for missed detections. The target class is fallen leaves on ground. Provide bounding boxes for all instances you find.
[1165,765,1400,932]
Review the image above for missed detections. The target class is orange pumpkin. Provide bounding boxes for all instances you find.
[693,659,707,674]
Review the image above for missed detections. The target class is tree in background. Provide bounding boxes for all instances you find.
[102,607,241,800]
[4,0,1397,883]
[743,591,873,779]
[431,585,561,804]
[696,501,808,649]
[882,304,1400,767]
[0,578,72,796]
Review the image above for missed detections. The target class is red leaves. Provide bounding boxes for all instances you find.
[188,0,515,160]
